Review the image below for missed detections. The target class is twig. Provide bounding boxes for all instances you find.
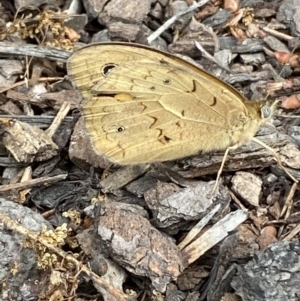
[19,166,33,203]
[178,203,221,250]
[228,189,246,210]
[280,182,298,218]
[0,115,73,129]
[282,224,300,241]
[0,77,64,93]
[46,101,71,138]
[0,41,71,61]
[0,174,67,193]
[195,41,232,73]
[262,27,293,41]
[147,0,210,43]
[278,182,298,239]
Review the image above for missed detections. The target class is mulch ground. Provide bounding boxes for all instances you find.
[0,0,300,300]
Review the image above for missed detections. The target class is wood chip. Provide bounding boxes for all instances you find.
[0,118,58,163]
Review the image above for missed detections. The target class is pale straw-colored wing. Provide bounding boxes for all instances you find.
[82,59,250,164]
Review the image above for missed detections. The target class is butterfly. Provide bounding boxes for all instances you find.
[67,42,297,192]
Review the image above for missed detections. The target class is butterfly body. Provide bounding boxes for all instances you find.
[67,43,274,165]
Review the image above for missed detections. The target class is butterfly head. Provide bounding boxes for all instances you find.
[260,99,278,120]
[244,100,277,124]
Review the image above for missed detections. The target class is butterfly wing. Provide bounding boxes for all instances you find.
[67,43,247,103]
[81,58,250,164]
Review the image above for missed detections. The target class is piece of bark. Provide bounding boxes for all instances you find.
[202,9,233,28]
[0,157,26,167]
[0,73,18,89]
[64,14,88,34]
[165,0,193,31]
[100,164,151,193]
[251,2,278,18]
[125,167,171,197]
[287,125,300,147]
[39,90,81,110]
[219,36,265,53]
[69,116,114,170]
[207,264,240,301]
[277,0,300,37]
[178,204,223,250]
[0,100,23,115]
[281,95,300,110]
[96,0,151,42]
[231,172,263,207]
[224,0,239,12]
[82,0,107,19]
[222,70,273,84]
[168,20,215,58]
[181,210,249,268]
[149,1,164,22]
[203,225,258,301]
[98,0,151,26]
[165,283,187,301]
[77,228,128,301]
[212,49,233,76]
[32,157,61,178]
[51,113,75,150]
[177,266,209,290]
[107,22,141,41]
[231,240,300,301]
[5,90,47,109]
[269,198,282,220]
[105,189,148,208]
[177,126,300,179]
[0,118,58,163]
[14,0,45,9]
[30,182,89,209]
[266,78,300,97]
[239,53,266,65]
[263,35,290,52]
[0,208,134,301]
[185,292,201,301]
[91,29,111,44]
[0,198,53,300]
[144,181,230,233]
[0,115,74,129]
[279,143,300,169]
[94,201,183,293]
[3,166,22,182]
[250,214,269,231]
[0,59,23,78]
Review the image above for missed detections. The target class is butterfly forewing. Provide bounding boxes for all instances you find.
[68,43,246,101]
[67,43,267,164]
[95,62,247,121]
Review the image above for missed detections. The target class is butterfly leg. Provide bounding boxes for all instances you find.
[210,146,235,196]
[252,137,298,183]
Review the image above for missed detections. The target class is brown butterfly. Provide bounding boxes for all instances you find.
[67,43,297,192]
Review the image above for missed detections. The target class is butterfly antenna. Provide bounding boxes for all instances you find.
[252,137,298,183]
